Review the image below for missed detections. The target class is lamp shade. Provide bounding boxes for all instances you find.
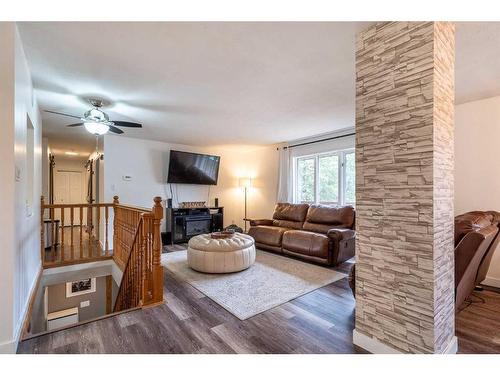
[239,177,252,188]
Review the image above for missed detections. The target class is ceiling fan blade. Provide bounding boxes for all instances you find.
[44,110,82,119]
[67,123,84,127]
[111,121,142,128]
[108,125,124,134]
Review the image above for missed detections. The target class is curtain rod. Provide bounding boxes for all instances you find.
[277,132,355,150]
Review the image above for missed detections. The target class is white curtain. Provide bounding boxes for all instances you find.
[276,145,292,203]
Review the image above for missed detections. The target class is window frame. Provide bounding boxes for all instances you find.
[293,148,355,206]
[294,155,317,204]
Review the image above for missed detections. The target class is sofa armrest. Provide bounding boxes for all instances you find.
[327,228,355,242]
[327,228,356,265]
[250,219,274,227]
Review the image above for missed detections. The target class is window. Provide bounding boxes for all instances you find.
[296,157,315,203]
[293,149,355,206]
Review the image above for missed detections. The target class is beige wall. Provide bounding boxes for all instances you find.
[455,95,500,287]
[207,144,279,228]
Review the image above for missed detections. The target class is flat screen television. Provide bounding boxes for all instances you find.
[167,150,220,185]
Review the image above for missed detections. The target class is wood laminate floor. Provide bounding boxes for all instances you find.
[17,246,500,354]
[455,287,500,353]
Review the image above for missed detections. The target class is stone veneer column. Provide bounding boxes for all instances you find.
[354,22,456,354]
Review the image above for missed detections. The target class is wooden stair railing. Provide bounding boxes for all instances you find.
[40,195,164,309]
[113,197,164,311]
[40,197,115,268]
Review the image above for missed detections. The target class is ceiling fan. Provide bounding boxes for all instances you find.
[44,98,142,135]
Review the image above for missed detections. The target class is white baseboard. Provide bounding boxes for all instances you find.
[482,276,500,289]
[2,263,43,354]
[353,329,458,354]
[353,329,402,354]
[0,339,17,354]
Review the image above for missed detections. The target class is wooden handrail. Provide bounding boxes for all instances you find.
[41,203,115,209]
[113,197,164,311]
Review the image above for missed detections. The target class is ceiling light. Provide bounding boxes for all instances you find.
[84,122,109,136]
[65,151,78,156]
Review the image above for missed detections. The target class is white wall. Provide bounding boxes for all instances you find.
[0,22,17,354]
[455,95,500,287]
[0,23,42,352]
[103,135,279,231]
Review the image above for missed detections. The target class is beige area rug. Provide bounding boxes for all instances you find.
[161,250,346,320]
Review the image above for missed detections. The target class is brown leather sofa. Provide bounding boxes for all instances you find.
[348,211,500,311]
[248,203,355,266]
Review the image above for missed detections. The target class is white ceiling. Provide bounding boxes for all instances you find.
[17,22,500,154]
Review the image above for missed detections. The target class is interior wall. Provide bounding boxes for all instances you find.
[455,95,500,287]
[103,135,279,231]
[207,144,279,229]
[47,276,108,323]
[0,23,42,352]
[0,22,17,353]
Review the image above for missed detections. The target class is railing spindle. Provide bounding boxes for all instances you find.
[50,207,55,263]
[61,207,65,263]
[80,206,83,259]
[88,205,92,259]
[70,207,74,260]
[105,206,109,255]
[96,206,101,256]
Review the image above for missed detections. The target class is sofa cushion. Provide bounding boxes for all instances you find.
[272,203,309,229]
[282,230,329,259]
[247,225,289,247]
[302,205,355,233]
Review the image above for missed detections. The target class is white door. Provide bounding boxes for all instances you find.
[54,170,84,225]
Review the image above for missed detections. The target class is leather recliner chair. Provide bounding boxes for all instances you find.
[348,211,500,311]
[248,203,355,266]
[456,211,500,287]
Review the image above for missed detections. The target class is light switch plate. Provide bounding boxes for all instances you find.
[80,300,90,308]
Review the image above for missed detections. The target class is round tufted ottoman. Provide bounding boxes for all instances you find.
[187,233,256,273]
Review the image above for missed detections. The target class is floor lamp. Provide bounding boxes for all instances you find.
[239,178,252,232]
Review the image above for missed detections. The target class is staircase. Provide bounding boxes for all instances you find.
[40,195,164,311]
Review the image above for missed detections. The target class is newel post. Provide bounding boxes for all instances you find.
[40,196,45,264]
[112,195,119,261]
[152,196,164,303]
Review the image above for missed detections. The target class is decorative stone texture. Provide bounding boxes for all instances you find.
[355,22,455,353]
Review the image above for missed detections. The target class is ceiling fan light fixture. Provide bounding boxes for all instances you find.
[85,108,108,122]
[84,122,109,135]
